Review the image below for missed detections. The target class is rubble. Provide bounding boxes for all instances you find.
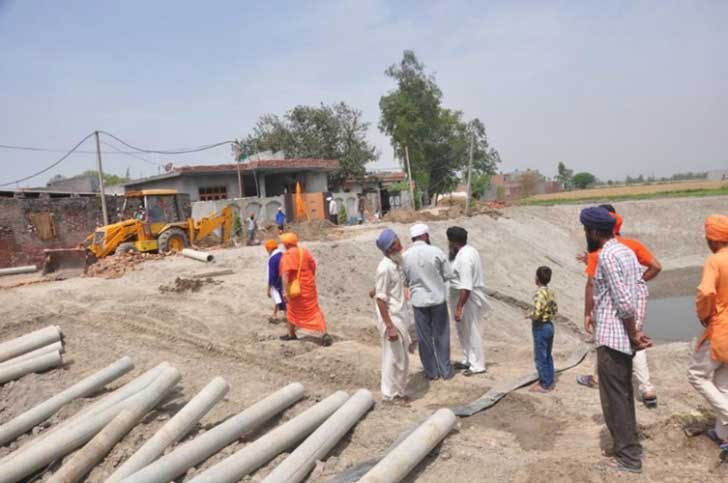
[158,277,220,294]
[83,253,167,280]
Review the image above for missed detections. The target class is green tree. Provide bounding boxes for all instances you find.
[236,102,378,190]
[571,172,597,189]
[379,51,499,203]
[82,170,130,186]
[471,173,492,199]
[556,162,574,190]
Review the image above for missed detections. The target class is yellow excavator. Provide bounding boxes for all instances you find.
[43,189,233,273]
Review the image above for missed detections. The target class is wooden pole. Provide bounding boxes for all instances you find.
[94,131,109,225]
[465,129,475,216]
[404,146,415,210]
[234,144,244,199]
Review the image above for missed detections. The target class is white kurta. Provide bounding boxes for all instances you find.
[448,245,487,373]
[375,256,412,400]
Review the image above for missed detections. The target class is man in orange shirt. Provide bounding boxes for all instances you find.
[687,214,728,451]
[579,205,662,407]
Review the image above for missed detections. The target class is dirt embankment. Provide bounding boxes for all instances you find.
[0,195,726,482]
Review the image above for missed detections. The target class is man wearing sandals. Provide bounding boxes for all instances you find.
[688,214,728,452]
[278,232,333,346]
[446,226,487,377]
[578,205,662,408]
[580,206,652,474]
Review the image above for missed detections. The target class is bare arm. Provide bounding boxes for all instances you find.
[642,258,662,282]
[584,277,594,333]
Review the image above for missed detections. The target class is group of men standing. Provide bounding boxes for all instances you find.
[579,207,728,472]
[372,223,487,401]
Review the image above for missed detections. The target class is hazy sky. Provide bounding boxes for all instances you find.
[1,0,726,188]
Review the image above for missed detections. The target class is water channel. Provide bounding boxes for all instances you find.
[644,296,704,343]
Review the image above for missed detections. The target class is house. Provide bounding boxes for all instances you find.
[123,159,340,202]
[343,170,410,213]
[45,174,100,193]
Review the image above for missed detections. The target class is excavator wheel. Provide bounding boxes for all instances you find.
[158,228,189,253]
[114,242,138,256]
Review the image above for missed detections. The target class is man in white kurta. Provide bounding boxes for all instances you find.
[446,226,487,376]
[373,228,412,400]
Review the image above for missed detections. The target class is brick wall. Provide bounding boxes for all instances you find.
[0,195,122,268]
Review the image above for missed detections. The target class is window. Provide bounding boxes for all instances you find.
[199,186,227,201]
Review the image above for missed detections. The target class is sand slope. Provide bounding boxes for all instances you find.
[1,196,726,481]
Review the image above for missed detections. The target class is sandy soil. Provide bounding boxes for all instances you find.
[1,196,727,482]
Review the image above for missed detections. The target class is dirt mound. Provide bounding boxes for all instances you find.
[83,252,166,279]
[159,276,220,293]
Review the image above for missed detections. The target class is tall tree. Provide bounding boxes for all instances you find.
[380,51,500,202]
[556,162,574,190]
[236,102,378,189]
[572,171,597,189]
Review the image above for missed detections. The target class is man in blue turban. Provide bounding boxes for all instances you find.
[580,206,652,473]
[371,228,412,401]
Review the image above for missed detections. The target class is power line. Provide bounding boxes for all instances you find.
[0,132,95,187]
[0,143,136,155]
[99,131,233,154]
[99,140,162,168]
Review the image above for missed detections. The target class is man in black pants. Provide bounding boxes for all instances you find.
[580,206,652,474]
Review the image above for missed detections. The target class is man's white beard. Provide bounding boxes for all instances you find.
[390,253,404,266]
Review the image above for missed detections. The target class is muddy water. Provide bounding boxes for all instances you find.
[644,296,704,342]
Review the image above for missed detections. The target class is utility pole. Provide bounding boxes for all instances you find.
[404,145,416,210]
[94,131,109,225]
[234,142,244,198]
[464,129,475,216]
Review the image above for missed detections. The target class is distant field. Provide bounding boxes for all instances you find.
[524,180,728,204]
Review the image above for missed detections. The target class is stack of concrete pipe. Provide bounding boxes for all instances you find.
[0,326,64,384]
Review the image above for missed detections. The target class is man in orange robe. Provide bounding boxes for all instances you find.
[687,214,728,450]
[278,232,332,346]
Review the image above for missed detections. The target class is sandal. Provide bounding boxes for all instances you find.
[577,375,598,388]
[602,457,642,474]
[529,383,550,393]
[642,394,657,408]
[279,334,298,341]
[454,362,470,371]
[462,369,485,377]
[321,333,333,347]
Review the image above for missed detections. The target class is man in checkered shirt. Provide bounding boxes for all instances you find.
[580,206,652,474]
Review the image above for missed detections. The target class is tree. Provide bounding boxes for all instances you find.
[519,171,540,196]
[82,170,129,186]
[556,162,574,190]
[571,172,597,189]
[471,173,492,200]
[236,102,378,189]
[379,50,499,202]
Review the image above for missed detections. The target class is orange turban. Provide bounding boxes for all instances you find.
[264,239,278,252]
[610,213,624,235]
[280,232,298,247]
[705,214,728,242]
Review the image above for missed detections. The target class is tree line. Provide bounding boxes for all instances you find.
[555,162,708,191]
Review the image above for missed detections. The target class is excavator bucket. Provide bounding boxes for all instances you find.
[42,248,96,275]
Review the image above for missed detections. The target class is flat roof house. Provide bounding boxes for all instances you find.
[124,159,340,201]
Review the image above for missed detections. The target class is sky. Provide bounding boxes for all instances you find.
[1,0,726,188]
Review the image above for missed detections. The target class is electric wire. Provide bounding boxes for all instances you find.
[99,140,163,167]
[98,131,233,154]
[0,132,95,187]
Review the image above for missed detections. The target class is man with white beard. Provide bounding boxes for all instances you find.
[447,226,487,376]
[372,228,412,401]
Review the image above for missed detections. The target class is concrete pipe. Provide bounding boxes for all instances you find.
[46,367,181,483]
[119,382,305,483]
[0,326,62,363]
[0,341,63,371]
[0,265,37,277]
[262,389,373,483]
[182,249,214,263]
[1,363,168,466]
[107,376,230,483]
[359,408,457,483]
[0,366,180,483]
[190,391,350,483]
[0,356,134,446]
[0,350,62,384]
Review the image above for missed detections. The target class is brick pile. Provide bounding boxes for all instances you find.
[82,252,166,279]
